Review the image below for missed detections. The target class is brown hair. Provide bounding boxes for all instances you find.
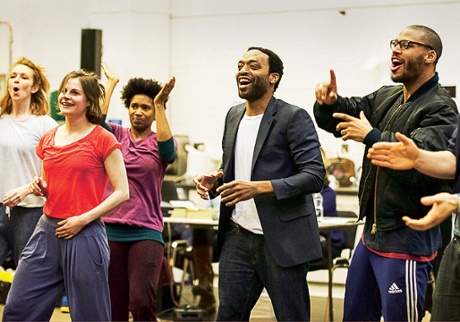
[57,70,105,124]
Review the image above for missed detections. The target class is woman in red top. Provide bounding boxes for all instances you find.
[2,70,129,321]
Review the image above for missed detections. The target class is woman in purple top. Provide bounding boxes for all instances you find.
[101,63,177,321]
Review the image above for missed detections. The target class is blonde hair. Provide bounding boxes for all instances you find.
[0,57,50,117]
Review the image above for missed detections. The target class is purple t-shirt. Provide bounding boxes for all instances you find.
[102,124,175,231]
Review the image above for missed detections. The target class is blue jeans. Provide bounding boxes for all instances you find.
[217,224,311,321]
[0,204,43,265]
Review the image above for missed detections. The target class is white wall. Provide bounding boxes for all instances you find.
[1,0,459,166]
[168,0,460,164]
[0,0,171,122]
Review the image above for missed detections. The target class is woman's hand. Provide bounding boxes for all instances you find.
[55,216,88,239]
[2,185,32,207]
[29,176,48,197]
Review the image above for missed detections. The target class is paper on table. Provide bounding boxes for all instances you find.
[169,200,199,211]
[320,217,357,224]
[170,208,217,220]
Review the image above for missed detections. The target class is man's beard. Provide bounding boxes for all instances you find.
[391,55,425,84]
[238,76,270,101]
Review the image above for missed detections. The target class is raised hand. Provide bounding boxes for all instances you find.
[315,69,338,105]
[154,76,176,108]
[100,61,119,115]
[101,60,119,84]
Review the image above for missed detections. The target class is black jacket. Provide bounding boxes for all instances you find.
[215,97,325,267]
[314,74,458,255]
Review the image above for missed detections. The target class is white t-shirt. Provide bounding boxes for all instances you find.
[232,113,264,234]
[0,114,58,207]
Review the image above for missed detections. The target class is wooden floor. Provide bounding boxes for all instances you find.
[0,282,432,322]
[0,286,339,322]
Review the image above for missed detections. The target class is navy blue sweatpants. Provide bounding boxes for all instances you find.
[2,215,111,321]
[343,240,431,322]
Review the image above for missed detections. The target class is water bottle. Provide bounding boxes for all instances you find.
[313,193,323,223]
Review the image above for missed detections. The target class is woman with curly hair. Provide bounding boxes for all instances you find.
[100,65,177,321]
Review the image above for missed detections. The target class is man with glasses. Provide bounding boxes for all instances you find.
[313,25,458,321]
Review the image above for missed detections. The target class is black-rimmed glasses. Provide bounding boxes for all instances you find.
[390,39,433,50]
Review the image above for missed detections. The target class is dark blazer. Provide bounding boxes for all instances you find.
[215,97,325,268]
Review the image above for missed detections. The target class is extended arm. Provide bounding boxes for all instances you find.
[403,192,458,230]
[368,132,456,179]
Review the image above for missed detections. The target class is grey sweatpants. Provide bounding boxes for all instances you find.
[2,215,111,321]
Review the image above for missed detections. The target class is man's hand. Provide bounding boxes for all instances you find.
[402,192,457,231]
[334,111,372,142]
[315,69,338,105]
[193,171,223,200]
[367,132,418,170]
[216,180,273,207]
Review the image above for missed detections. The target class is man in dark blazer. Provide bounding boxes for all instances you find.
[193,47,325,321]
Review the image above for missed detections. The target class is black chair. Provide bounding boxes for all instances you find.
[332,211,358,270]
[162,180,180,202]
[161,181,194,300]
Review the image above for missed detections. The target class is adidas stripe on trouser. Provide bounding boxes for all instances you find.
[343,240,431,322]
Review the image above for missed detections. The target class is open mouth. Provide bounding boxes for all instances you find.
[60,101,73,107]
[238,77,252,88]
[391,58,403,72]
[13,87,19,92]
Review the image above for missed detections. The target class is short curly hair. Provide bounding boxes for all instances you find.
[247,46,284,92]
[120,78,164,108]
